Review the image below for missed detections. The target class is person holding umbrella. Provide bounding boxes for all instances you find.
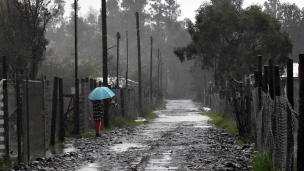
[92,100,104,137]
[88,87,115,137]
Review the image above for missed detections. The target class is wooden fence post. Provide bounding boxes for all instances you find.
[254,71,258,88]
[94,79,97,88]
[90,78,94,91]
[274,66,280,96]
[120,88,125,117]
[16,70,22,162]
[263,66,269,93]
[286,58,294,171]
[58,78,65,142]
[2,56,9,159]
[246,78,252,141]
[50,77,58,146]
[258,56,263,109]
[268,59,274,99]
[298,54,304,171]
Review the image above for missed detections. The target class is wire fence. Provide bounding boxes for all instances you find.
[203,87,299,170]
[0,76,161,162]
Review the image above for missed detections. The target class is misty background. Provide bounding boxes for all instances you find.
[1,0,304,99]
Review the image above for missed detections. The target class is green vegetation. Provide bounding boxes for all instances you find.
[155,101,167,110]
[251,147,258,152]
[201,109,272,171]
[145,112,159,120]
[0,158,13,171]
[235,140,245,147]
[202,110,238,135]
[174,2,292,83]
[251,152,273,171]
[54,141,65,149]
[112,116,142,128]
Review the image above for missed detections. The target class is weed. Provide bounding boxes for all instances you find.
[145,112,159,120]
[202,111,238,135]
[0,158,13,171]
[251,151,273,171]
[235,140,245,147]
[155,101,167,110]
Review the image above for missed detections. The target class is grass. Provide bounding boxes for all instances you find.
[0,158,13,171]
[251,152,273,171]
[201,109,272,171]
[155,101,167,110]
[235,140,245,147]
[202,110,238,135]
[145,112,159,120]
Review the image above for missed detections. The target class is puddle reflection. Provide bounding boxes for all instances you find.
[76,163,100,171]
[153,114,210,123]
[110,143,148,152]
[194,125,212,128]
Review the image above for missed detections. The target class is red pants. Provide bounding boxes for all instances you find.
[95,120,101,133]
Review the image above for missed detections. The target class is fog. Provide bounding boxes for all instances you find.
[41,0,200,99]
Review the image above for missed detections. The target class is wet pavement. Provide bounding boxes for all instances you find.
[12,100,256,171]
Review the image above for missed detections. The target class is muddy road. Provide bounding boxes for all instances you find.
[14,100,255,171]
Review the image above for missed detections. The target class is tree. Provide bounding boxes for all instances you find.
[0,0,64,80]
[264,1,304,61]
[174,2,293,86]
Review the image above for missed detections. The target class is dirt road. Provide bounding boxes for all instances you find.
[13,100,255,171]
[77,99,255,171]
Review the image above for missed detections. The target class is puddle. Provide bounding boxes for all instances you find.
[46,144,78,157]
[153,113,210,123]
[145,151,179,170]
[194,125,213,128]
[110,143,148,152]
[62,144,78,153]
[76,163,100,171]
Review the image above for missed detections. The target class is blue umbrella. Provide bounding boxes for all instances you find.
[88,87,115,100]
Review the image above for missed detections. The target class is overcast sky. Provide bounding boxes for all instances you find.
[64,0,304,21]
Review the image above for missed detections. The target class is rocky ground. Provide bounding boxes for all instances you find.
[12,100,256,171]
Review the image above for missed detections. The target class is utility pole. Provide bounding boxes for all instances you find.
[116,32,120,88]
[157,49,160,95]
[150,36,153,103]
[135,12,142,115]
[160,54,163,99]
[102,0,109,127]
[126,31,129,88]
[73,0,80,135]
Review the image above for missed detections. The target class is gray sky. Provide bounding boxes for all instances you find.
[64,0,304,21]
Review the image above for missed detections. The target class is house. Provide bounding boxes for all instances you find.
[281,63,299,98]
[96,77,138,88]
